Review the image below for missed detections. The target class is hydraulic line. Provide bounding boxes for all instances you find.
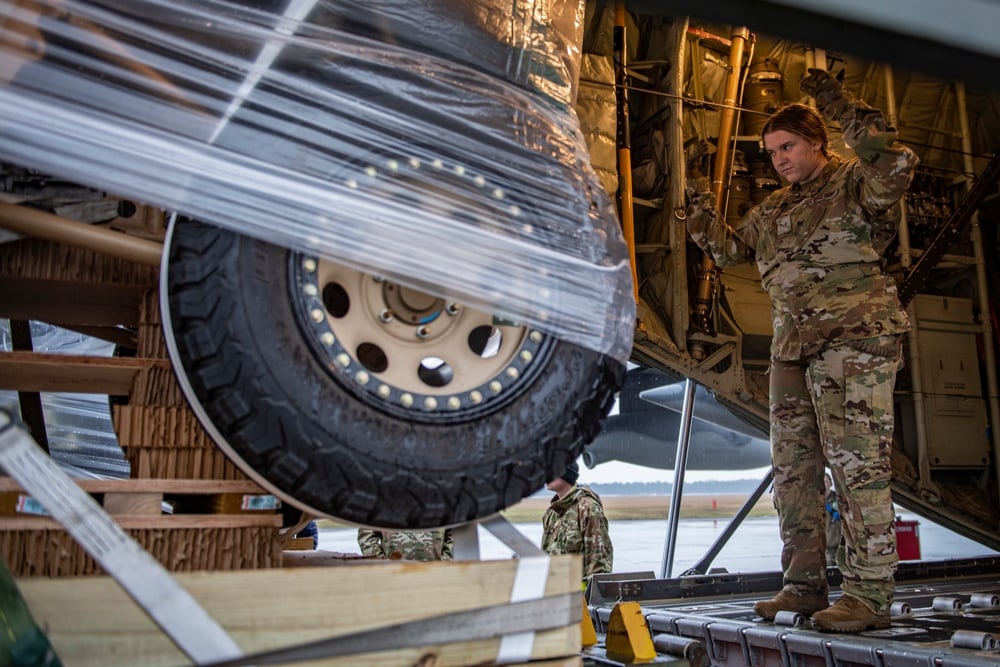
[691,26,749,338]
[614,2,639,302]
[0,202,162,267]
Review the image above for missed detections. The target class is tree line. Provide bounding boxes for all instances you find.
[583,478,769,497]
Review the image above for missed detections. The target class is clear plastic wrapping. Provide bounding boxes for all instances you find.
[0,0,635,363]
[0,320,130,479]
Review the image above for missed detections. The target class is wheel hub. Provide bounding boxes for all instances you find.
[291,255,548,422]
[371,279,456,343]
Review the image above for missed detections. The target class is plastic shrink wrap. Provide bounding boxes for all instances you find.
[0,320,130,479]
[0,0,636,364]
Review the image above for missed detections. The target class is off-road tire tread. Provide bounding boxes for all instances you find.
[166,220,623,528]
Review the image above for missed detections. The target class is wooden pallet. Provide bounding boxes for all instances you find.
[0,237,160,349]
[16,556,584,667]
[0,351,170,395]
[1,229,266,577]
[112,404,248,479]
[0,478,286,576]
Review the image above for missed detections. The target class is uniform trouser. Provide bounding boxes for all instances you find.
[769,335,901,613]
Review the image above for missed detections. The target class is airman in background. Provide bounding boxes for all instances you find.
[357,528,454,561]
[541,461,613,579]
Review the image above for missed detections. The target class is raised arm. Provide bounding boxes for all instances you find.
[801,69,918,212]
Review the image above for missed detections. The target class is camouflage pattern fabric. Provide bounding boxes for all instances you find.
[357,528,454,561]
[541,484,613,577]
[771,337,901,612]
[686,81,916,615]
[686,87,918,362]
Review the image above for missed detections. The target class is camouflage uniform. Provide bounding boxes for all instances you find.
[357,528,454,561]
[686,85,917,614]
[541,484,613,577]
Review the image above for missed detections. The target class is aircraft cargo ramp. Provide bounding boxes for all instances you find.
[584,557,1000,666]
[2,2,1000,665]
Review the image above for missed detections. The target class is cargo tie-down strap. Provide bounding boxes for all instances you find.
[482,516,553,664]
[0,409,578,665]
[0,408,245,665]
[199,592,578,667]
[453,513,556,663]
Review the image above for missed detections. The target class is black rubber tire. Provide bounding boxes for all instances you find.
[165,218,624,529]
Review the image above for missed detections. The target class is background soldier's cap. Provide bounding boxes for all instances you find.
[562,461,579,485]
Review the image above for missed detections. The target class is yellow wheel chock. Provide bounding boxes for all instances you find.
[605,600,656,663]
[581,595,598,647]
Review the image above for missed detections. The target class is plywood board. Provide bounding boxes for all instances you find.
[18,556,583,666]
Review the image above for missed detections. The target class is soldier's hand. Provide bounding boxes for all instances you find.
[685,139,711,196]
[685,175,711,200]
[687,138,712,170]
[800,67,844,107]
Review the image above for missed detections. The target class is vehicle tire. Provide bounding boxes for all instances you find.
[163,217,624,528]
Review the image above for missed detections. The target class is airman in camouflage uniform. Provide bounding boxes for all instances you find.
[357,528,454,561]
[686,68,917,632]
[541,462,613,578]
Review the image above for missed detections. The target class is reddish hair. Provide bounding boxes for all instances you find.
[762,103,833,158]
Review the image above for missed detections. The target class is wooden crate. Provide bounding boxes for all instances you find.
[111,312,253,480]
[0,238,159,350]
[16,555,584,667]
[1,223,277,578]
[125,364,187,406]
[137,287,169,359]
[112,404,248,480]
[0,478,285,575]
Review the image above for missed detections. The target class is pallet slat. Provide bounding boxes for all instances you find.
[17,557,583,667]
[4,524,283,576]
[0,477,266,494]
[0,516,282,530]
[0,351,170,394]
[0,476,285,575]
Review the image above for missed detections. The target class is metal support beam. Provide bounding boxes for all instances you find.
[680,468,774,576]
[660,377,697,578]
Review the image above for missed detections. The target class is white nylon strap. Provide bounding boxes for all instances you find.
[495,555,551,663]
[0,411,244,665]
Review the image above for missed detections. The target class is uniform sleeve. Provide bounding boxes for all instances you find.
[441,528,454,560]
[686,185,758,267]
[540,508,557,555]
[357,528,383,557]
[579,498,613,576]
[818,88,918,213]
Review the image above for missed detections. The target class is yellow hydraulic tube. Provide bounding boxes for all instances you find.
[0,202,162,267]
[614,2,639,303]
[692,27,750,333]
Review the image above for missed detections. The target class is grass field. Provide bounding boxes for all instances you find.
[318,493,775,529]
[499,493,776,522]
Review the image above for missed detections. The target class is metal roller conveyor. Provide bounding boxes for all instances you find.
[773,610,805,627]
[969,593,1000,608]
[951,630,999,651]
[932,596,963,611]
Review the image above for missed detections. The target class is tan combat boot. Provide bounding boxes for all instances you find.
[810,594,891,632]
[753,589,829,620]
